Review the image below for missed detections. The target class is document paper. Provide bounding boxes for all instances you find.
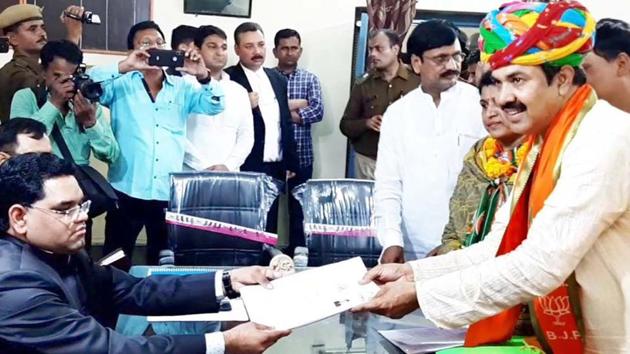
[379,327,467,354]
[240,257,379,330]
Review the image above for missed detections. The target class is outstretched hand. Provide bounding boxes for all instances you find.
[351,278,419,319]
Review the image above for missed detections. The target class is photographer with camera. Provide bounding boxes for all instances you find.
[9,39,119,252]
[0,4,85,122]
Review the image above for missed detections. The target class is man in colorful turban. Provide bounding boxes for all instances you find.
[352,2,630,353]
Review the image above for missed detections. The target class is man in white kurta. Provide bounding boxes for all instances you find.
[375,20,485,262]
[408,99,630,352]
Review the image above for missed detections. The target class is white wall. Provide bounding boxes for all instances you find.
[1,0,627,179]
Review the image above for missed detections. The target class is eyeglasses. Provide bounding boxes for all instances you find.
[139,39,167,49]
[29,200,91,224]
[424,53,465,66]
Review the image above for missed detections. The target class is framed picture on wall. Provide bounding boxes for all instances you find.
[184,0,252,18]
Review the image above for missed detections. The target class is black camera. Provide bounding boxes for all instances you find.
[63,10,101,25]
[72,65,102,101]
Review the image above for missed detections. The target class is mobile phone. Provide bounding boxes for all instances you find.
[0,37,9,53]
[147,49,185,68]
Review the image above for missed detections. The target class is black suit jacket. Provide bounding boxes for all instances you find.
[225,64,299,173]
[0,236,220,354]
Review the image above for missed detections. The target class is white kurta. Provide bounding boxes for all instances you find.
[184,72,254,171]
[411,99,630,353]
[242,64,282,162]
[374,82,486,259]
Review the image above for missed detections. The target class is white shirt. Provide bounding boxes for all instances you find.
[411,100,630,353]
[241,64,282,162]
[204,271,228,353]
[184,72,254,171]
[374,82,485,260]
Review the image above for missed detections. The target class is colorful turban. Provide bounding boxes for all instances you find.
[479,1,596,70]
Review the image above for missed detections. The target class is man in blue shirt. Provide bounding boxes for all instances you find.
[273,28,324,255]
[89,21,224,269]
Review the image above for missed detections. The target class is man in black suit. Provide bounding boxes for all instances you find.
[226,22,299,233]
[0,153,290,354]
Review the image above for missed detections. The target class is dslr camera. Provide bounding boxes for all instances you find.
[72,64,103,101]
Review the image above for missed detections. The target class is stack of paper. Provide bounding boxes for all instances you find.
[378,327,467,354]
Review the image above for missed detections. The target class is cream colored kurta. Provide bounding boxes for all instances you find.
[410,99,630,353]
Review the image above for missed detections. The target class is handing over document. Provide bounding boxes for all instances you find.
[240,257,380,330]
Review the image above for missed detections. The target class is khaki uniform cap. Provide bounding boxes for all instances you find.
[0,4,43,34]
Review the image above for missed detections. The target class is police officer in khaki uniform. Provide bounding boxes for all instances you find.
[0,4,84,123]
[339,29,420,180]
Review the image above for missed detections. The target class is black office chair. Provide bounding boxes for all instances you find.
[293,179,381,267]
[166,171,281,266]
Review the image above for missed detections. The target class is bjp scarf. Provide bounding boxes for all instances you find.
[468,2,598,352]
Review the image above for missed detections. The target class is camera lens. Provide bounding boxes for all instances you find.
[73,74,103,101]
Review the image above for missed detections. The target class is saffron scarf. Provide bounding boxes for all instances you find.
[464,85,596,353]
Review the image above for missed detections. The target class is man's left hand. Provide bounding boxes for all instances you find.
[351,278,419,319]
[177,48,210,81]
[72,91,97,129]
[230,266,283,292]
[61,5,84,45]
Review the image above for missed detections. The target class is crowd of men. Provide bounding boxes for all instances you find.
[0,0,629,353]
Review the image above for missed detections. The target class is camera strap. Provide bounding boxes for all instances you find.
[31,85,48,110]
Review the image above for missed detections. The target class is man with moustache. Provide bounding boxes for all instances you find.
[340,29,420,180]
[354,2,630,352]
[273,28,324,255]
[374,20,485,263]
[184,25,254,172]
[0,3,84,122]
[583,18,630,113]
[0,153,290,354]
[225,22,298,233]
[88,21,224,269]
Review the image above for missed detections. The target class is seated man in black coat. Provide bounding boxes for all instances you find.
[0,152,290,354]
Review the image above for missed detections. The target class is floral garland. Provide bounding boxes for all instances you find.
[482,137,529,182]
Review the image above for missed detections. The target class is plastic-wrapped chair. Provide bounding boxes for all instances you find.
[167,171,281,266]
[293,179,381,267]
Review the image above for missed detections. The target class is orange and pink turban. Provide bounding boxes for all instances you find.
[479,1,596,70]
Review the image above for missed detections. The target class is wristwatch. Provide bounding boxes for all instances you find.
[221,271,239,299]
[198,69,212,84]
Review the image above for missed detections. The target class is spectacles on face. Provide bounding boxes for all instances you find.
[138,39,167,49]
[29,200,91,225]
[424,52,465,67]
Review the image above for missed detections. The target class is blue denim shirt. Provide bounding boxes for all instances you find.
[89,63,224,201]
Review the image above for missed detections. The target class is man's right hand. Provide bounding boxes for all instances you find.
[380,246,404,264]
[359,262,414,285]
[288,99,308,111]
[249,92,259,108]
[61,5,84,45]
[223,322,291,354]
[366,114,383,132]
[207,164,230,172]
[48,75,75,110]
[118,50,156,74]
